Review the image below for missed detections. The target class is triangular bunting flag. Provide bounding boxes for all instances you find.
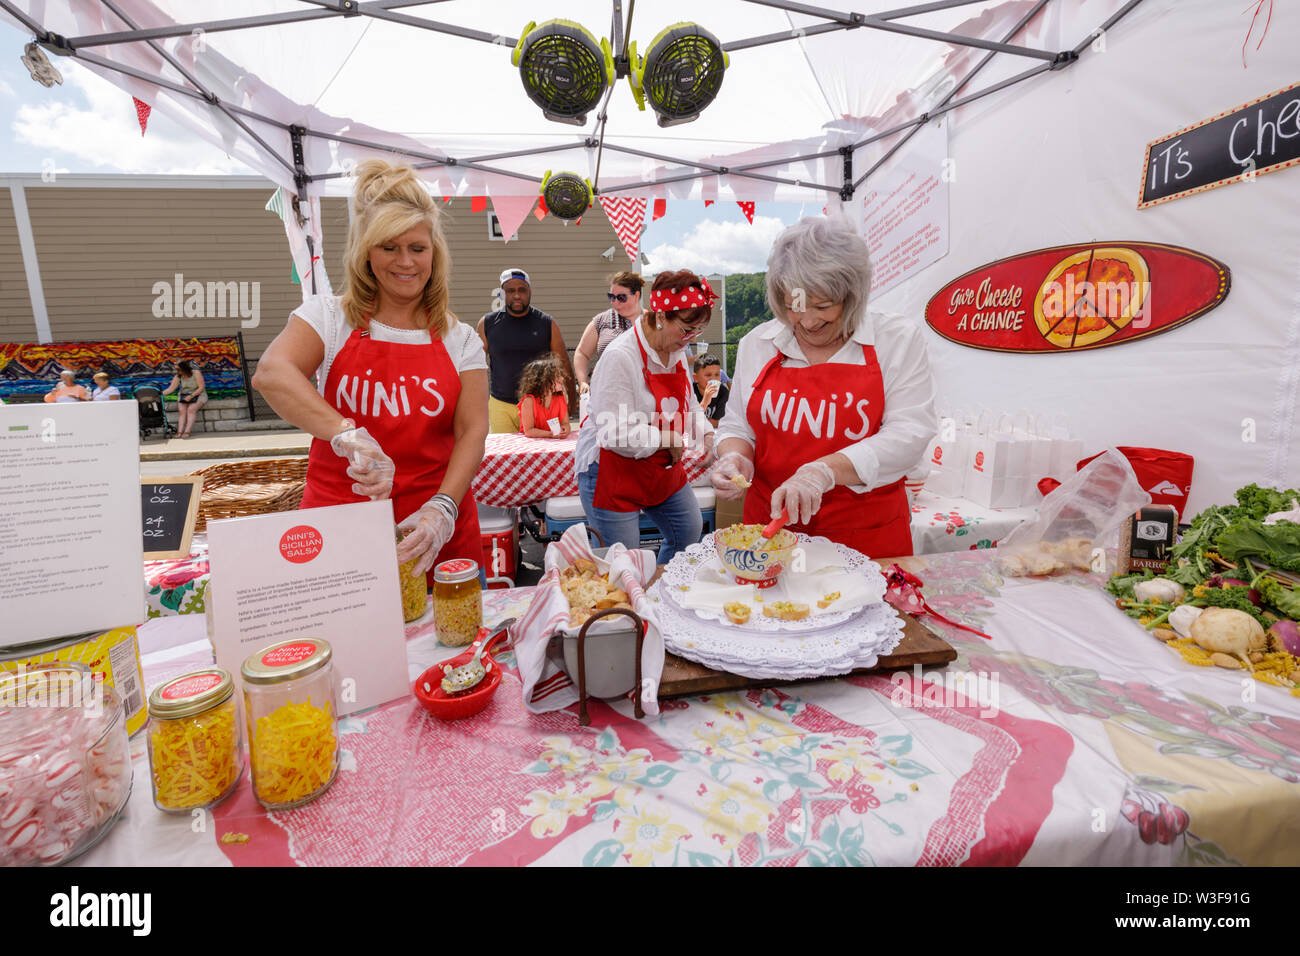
[598,196,649,262]
[470,196,487,213]
[264,188,289,223]
[652,198,667,221]
[133,97,151,136]
[737,201,755,223]
[704,200,714,207]
[489,194,537,244]
[534,195,549,221]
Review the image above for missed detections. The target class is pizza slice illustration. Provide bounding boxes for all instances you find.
[1033,246,1150,349]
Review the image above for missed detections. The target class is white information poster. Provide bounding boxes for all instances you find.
[207,499,410,716]
[0,401,144,646]
[859,119,951,298]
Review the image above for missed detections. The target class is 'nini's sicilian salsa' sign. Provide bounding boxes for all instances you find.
[924,242,1230,353]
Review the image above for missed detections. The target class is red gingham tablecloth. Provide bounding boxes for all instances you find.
[471,430,712,508]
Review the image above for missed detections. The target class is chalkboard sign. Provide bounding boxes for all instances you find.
[1139,81,1300,208]
[141,476,203,559]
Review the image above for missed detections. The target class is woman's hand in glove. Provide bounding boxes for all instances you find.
[330,424,395,500]
[396,496,457,576]
[771,460,835,525]
[710,451,754,501]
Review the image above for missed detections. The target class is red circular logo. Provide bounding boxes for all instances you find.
[437,559,476,575]
[161,672,223,700]
[260,642,317,668]
[279,525,323,563]
[932,446,943,463]
[975,451,985,466]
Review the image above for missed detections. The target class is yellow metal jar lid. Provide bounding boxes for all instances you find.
[149,668,234,720]
[241,639,333,685]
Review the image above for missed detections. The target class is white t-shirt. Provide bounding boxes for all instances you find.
[574,319,714,476]
[292,295,487,399]
[92,386,120,401]
[715,312,937,492]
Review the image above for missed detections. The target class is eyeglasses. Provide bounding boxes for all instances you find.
[607,292,634,303]
[672,316,709,339]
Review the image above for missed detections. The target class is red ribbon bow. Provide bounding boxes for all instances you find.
[883,564,992,640]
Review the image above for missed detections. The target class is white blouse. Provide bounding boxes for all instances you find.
[574,319,715,476]
[292,295,487,397]
[714,312,937,492]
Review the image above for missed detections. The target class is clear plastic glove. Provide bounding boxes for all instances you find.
[771,460,835,525]
[710,451,754,501]
[330,425,395,500]
[396,497,457,576]
[697,430,715,464]
[577,381,590,395]
[659,428,685,464]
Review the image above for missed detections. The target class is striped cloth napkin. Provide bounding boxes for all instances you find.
[510,523,663,716]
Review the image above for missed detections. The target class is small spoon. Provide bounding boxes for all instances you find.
[752,507,790,551]
[440,618,515,695]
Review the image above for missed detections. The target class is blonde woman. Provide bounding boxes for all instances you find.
[254,160,488,577]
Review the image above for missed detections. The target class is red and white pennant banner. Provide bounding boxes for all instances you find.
[598,196,648,262]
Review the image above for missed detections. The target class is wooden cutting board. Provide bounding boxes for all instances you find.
[658,611,957,698]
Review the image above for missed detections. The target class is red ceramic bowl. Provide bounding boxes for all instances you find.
[413,636,505,721]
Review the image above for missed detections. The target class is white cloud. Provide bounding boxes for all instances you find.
[644,215,788,276]
[12,61,253,175]
[0,79,15,99]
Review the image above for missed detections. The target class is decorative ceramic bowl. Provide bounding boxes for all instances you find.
[413,633,504,721]
[712,525,798,588]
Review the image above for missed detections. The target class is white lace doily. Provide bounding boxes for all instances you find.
[659,535,887,633]
[649,582,905,680]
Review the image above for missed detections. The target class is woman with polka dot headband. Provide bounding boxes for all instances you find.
[573,269,717,563]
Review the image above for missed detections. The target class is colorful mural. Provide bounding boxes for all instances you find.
[0,336,246,399]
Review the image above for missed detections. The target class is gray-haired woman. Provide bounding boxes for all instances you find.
[710,215,937,556]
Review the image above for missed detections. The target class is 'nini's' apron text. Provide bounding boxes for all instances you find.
[301,327,481,572]
[743,343,912,557]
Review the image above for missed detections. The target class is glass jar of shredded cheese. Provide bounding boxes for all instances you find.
[396,526,428,623]
[146,667,243,813]
[240,639,339,810]
[433,559,482,647]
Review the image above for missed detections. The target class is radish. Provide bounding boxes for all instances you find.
[1269,619,1300,656]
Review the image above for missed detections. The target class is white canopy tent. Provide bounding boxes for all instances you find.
[3,0,1297,510]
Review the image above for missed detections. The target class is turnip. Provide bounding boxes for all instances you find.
[1169,604,1203,639]
[1190,607,1267,669]
[1269,619,1300,656]
[1133,579,1185,604]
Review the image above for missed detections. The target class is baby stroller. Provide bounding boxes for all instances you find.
[135,386,175,441]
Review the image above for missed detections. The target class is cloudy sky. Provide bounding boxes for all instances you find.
[0,19,806,275]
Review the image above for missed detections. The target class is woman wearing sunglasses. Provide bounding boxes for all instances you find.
[574,269,717,563]
[573,271,644,394]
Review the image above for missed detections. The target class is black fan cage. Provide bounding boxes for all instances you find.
[543,176,589,220]
[519,32,606,118]
[644,34,725,117]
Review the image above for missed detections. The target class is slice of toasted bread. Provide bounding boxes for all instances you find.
[730,474,752,489]
[762,601,811,621]
[817,591,842,610]
[723,601,751,625]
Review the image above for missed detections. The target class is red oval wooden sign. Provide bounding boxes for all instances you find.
[924,242,1230,353]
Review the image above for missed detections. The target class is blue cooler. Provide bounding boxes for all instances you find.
[543,485,716,548]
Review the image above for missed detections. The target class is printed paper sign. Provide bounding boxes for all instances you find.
[0,401,143,646]
[858,120,950,298]
[207,499,409,716]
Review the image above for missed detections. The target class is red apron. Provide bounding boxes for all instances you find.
[301,327,481,570]
[743,343,912,557]
[594,334,690,512]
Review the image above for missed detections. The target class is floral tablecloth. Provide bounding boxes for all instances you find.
[910,489,1037,554]
[84,548,1300,867]
[143,533,209,618]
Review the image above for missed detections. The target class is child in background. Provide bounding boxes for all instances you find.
[692,354,729,427]
[517,354,572,438]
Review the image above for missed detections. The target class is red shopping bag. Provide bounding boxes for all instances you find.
[1076,447,1194,519]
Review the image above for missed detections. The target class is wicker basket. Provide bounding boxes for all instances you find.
[190,458,308,531]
